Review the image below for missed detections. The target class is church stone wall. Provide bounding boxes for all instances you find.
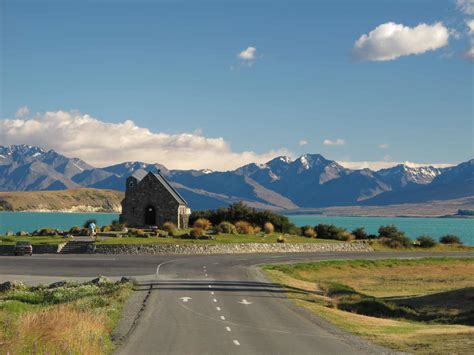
[120,173,181,228]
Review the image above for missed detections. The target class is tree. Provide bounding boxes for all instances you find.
[439,234,462,245]
[352,227,368,240]
[416,236,436,248]
[378,225,405,239]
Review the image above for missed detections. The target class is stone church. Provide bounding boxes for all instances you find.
[119,170,191,229]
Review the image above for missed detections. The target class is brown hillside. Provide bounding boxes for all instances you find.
[0,189,123,212]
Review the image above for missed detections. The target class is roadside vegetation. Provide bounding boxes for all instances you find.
[0,278,133,354]
[264,258,474,354]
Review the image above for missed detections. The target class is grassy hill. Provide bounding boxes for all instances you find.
[0,189,123,212]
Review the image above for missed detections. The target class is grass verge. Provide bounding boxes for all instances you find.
[0,280,133,354]
[263,258,474,354]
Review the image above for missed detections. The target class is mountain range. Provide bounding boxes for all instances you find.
[0,145,472,210]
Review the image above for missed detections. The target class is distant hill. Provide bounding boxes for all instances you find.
[0,188,123,212]
[0,144,472,211]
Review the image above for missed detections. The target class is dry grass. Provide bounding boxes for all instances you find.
[9,305,109,354]
[370,240,474,253]
[0,283,132,354]
[270,258,474,297]
[264,258,474,354]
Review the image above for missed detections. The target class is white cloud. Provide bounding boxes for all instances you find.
[0,110,290,170]
[457,0,474,15]
[15,106,30,118]
[338,160,454,171]
[299,139,308,146]
[353,22,450,61]
[238,46,257,60]
[378,143,390,149]
[466,19,474,33]
[323,138,345,146]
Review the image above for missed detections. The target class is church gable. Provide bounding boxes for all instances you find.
[119,170,190,228]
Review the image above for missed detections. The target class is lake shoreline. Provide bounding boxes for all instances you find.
[2,210,472,219]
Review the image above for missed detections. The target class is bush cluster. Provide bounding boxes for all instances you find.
[416,236,437,248]
[439,234,462,244]
[216,221,237,234]
[189,202,297,232]
[314,224,353,241]
[193,218,212,231]
[263,222,274,234]
[235,221,254,235]
[163,222,177,236]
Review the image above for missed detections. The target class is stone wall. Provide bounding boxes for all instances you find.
[89,242,373,255]
[0,244,63,255]
[120,173,181,228]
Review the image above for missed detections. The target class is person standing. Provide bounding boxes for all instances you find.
[88,221,97,239]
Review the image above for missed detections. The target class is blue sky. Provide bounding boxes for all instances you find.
[0,0,472,170]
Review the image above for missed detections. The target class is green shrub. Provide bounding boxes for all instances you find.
[382,234,412,248]
[235,221,254,234]
[111,220,125,231]
[193,218,212,231]
[263,222,275,234]
[314,224,349,240]
[37,228,57,236]
[439,234,462,244]
[352,227,368,240]
[163,222,177,236]
[416,235,437,248]
[216,221,237,234]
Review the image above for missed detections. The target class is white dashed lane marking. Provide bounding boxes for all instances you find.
[233,340,240,346]
[226,326,231,332]
[213,298,218,303]
[220,316,225,320]
[211,291,215,295]
[216,307,221,311]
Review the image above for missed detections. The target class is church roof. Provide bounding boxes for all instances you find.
[131,169,187,205]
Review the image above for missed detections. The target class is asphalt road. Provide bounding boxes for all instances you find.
[2,251,474,354]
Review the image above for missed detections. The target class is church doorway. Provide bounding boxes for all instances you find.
[144,205,156,225]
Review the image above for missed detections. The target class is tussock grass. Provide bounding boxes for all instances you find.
[0,282,132,354]
[14,305,108,354]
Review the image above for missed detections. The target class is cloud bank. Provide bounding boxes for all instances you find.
[0,109,289,170]
[353,22,450,61]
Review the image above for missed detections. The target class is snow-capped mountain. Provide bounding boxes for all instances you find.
[377,164,444,190]
[0,145,471,210]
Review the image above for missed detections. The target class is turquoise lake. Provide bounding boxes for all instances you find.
[0,212,472,245]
